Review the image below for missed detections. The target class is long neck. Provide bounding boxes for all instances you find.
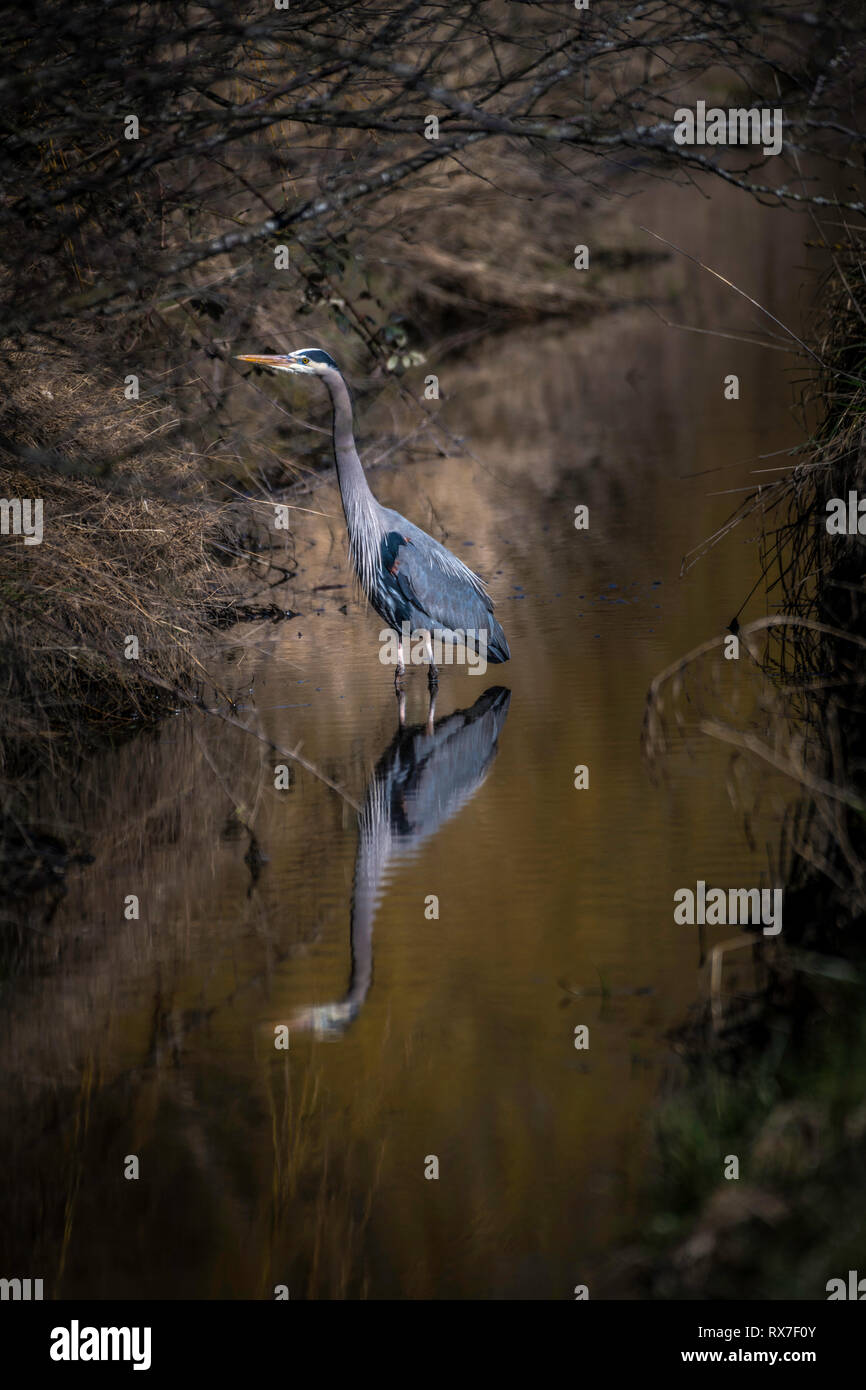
[324,369,375,517]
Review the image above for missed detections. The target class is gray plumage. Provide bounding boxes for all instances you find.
[291,685,511,1035]
[237,347,510,671]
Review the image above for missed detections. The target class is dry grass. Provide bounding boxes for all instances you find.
[0,336,244,794]
[644,225,866,937]
[631,229,866,1301]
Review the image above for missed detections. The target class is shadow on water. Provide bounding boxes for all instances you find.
[291,686,511,1038]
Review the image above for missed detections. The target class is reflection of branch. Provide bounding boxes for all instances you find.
[649,615,866,703]
[698,720,866,812]
[643,615,866,783]
[199,706,361,812]
[192,724,266,832]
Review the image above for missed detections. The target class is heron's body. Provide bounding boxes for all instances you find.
[237,347,510,681]
[346,503,510,665]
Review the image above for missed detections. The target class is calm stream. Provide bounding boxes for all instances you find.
[2,181,812,1298]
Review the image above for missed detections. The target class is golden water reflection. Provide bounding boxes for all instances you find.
[0,177,816,1298]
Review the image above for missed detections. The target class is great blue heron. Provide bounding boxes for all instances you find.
[289,685,511,1036]
[236,348,510,688]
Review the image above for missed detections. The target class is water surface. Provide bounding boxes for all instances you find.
[1,180,814,1298]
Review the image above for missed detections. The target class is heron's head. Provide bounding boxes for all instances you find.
[289,1001,359,1038]
[236,347,339,377]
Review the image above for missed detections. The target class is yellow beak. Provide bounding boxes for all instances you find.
[236,354,289,367]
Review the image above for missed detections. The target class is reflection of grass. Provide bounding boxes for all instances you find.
[55,1052,95,1296]
[263,1053,385,1299]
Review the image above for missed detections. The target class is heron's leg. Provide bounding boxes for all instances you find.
[426,689,437,735]
[394,637,405,689]
[424,632,439,692]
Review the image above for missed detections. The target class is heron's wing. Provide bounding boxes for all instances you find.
[383,523,495,633]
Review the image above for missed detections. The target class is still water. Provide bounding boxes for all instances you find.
[1,182,813,1298]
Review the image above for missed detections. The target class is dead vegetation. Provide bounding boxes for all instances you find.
[644,223,866,940]
[0,337,245,799]
[2,0,863,882]
[631,225,866,1300]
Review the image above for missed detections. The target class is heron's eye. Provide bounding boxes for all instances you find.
[301,356,310,364]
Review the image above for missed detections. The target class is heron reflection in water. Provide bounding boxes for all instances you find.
[291,685,511,1037]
